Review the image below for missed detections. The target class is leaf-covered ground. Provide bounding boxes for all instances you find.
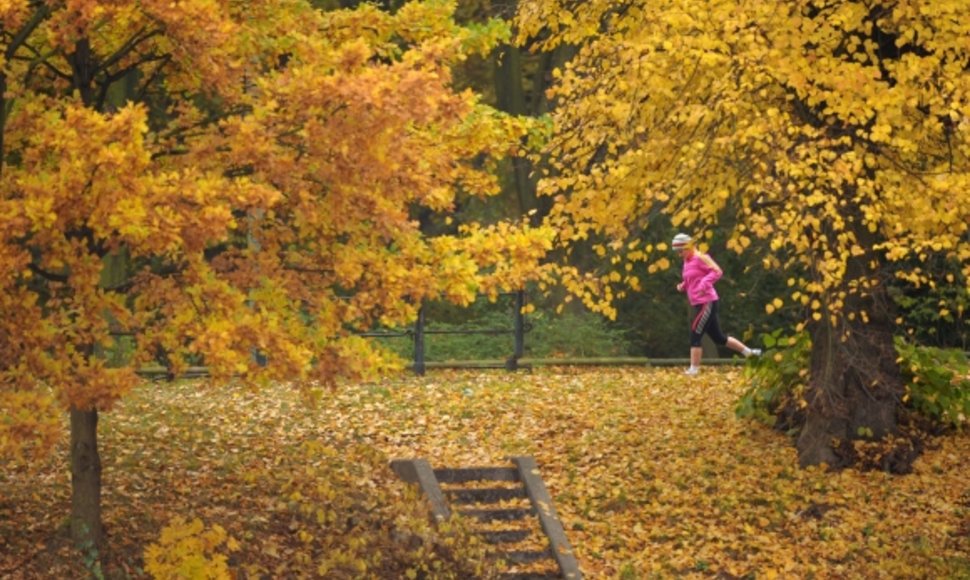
[2,367,968,578]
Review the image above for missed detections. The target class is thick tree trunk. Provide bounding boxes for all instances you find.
[796,284,904,469]
[70,408,103,548]
[494,45,537,217]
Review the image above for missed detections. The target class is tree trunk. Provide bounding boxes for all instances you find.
[70,407,103,549]
[796,284,903,469]
[493,44,537,217]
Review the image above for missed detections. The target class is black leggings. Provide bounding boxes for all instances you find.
[690,301,727,347]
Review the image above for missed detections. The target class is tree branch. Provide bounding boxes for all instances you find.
[135,54,171,102]
[98,27,162,75]
[97,52,170,111]
[2,4,53,176]
[28,262,68,283]
[4,2,50,62]
[12,44,73,83]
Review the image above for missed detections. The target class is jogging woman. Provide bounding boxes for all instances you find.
[672,233,760,375]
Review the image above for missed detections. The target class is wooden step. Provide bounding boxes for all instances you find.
[458,507,533,522]
[504,549,553,564]
[480,529,533,544]
[435,466,519,483]
[391,456,583,579]
[446,486,528,504]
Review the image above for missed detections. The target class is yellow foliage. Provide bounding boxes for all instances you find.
[144,517,233,580]
[0,390,61,464]
[0,0,552,467]
[518,0,970,324]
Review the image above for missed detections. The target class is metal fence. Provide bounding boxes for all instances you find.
[361,291,527,376]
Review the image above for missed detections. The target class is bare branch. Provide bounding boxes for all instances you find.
[28,262,68,283]
[4,2,50,62]
[135,54,171,102]
[97,27,163,74]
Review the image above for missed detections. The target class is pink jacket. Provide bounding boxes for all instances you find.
[681,253,722,305]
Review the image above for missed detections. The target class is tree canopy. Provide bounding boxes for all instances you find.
[516,0,969,466]
[0,0,552,546]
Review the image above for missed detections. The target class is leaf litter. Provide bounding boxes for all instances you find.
[1,367,967,578]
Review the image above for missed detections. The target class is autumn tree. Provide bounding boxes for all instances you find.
[516,0,969,467]
[464,0,575,219]
[0,0,552,551]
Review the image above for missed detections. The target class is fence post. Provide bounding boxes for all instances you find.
[506,290,525,371]
[413,305,426,376]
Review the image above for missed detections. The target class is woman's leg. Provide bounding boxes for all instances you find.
[689,346,703,373]
[725,336,760,356]
[687,303,713,374]
[705,302,762,359]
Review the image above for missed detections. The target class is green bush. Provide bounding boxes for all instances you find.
[894,338,969,430]
[736,330,969,432]
[888,257,968,349]
[735,329,810,429]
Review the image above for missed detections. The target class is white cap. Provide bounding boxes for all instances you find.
[671,233,692,250]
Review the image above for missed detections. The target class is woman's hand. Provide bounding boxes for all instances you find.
[677,282,685,292]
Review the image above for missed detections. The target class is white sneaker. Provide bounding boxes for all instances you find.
[685,367,699,376]
[748,348,762,357]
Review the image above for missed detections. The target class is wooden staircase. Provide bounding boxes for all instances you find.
[390,456,582,580]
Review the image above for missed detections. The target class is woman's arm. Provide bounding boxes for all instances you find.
[698,252,722,274]
[698,252,723,285]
